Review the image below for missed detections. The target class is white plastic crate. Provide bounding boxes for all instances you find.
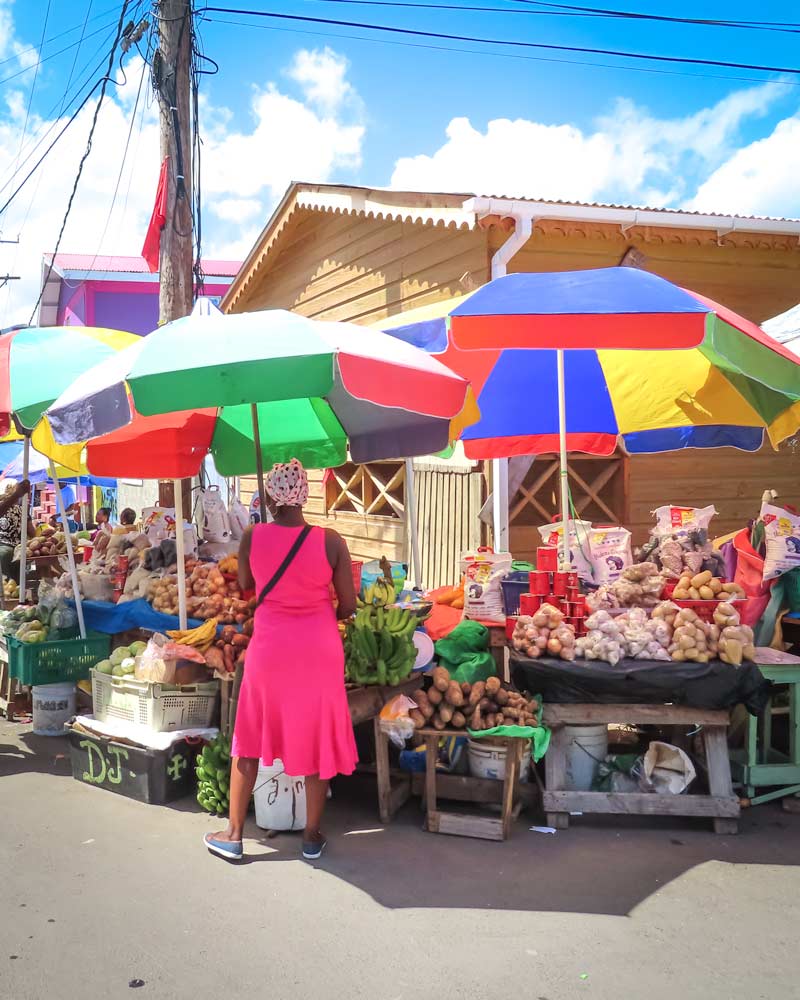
[91,670,219,733]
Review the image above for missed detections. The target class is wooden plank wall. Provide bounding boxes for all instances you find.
[238,470,406,564]
[233,210,489,326]
[413,466,485,589]
[493,222,800,322]
[627,443,800,544]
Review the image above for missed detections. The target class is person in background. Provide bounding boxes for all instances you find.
[0,479,33,579]
[120,508,137,528]
[204,458,358,863]
[91,507,113,543]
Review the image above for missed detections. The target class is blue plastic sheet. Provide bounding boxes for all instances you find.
[69,598,203,635]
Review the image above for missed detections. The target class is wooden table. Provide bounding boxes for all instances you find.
[542,703,740,834]
[417,727,528,841]
[0,634,18,720]
[731,647,800,806]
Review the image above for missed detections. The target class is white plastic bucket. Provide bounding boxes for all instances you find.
[467,739,531,783]
[32,682,75,736]
[563,724,609,791]
[253,760,307,831]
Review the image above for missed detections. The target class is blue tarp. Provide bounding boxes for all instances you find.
[70,598,203,635]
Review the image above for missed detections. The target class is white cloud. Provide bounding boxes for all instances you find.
[0,39,365,325]
[286,47,357,115]
[390,81,788,209]
[687,113,800,218]
[211,198,263,224]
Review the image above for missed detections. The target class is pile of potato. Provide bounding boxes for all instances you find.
[410,667,540,731]
[671,569,745,602]
[27,529,76,558]
[148,575,180,615]
[185,562,250,622]
[663,602,755,665]
[511,603,576,661]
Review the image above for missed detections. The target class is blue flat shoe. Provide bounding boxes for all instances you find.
[302,839,327,861]
[204,833,243,861]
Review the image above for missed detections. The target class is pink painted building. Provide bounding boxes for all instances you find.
[37,254,241,332]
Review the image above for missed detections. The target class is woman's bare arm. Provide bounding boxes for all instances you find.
[326,529,357,620]
[238,527,255,591]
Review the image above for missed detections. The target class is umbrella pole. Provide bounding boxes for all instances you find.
[250,403,268,521]
[19,433,30,601]
[50,462,86,639]
[405,458,423,590]
[556,349,571,572]
[174,478,188,630]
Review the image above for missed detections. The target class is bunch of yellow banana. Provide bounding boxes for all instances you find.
[359,577,395,609]
[167,617,219,652]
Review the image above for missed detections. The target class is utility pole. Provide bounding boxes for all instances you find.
[156,0,193,327]
[155,0,193,628]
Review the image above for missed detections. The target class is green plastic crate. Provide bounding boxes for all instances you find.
[7,631,110,686]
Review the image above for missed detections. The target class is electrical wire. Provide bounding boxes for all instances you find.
[28,1,134,325]
[11,0,53,180]
[203,14,800,87]
[0,17,123,88]
[0,22,122,192]
[507,1,800,34]
[304,0,800,34]
[200,7,800,75]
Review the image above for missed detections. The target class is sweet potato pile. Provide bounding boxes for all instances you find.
[409,666,539,731]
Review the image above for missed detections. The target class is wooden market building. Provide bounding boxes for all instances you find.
[222,183,800,586]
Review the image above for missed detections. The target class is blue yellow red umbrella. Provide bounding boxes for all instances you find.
[380,268,800,458]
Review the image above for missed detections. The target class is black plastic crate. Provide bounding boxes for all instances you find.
[68,729,199,805]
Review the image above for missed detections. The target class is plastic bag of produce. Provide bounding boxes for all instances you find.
[201,486,233,543]
[460,548,512,623]
[228,495,250,540]
[135,634,176,684]
[587,527,632,585]
[651,504,717,539]
[379,694,418,748]
[537,519,594,580]
[760,502,800,581]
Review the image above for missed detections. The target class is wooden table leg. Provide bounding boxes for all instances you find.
[373,716,393,824]
[704,725,739,835]
[424,735,439,831]
[501,739,522,839]
[544,725,570,829]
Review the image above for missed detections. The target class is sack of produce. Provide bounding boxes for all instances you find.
[537,519,593,580]
[201,486,233,543]
[587,527,632,585]
[460,548,512,623]
[228,495,250,540]
[760,503,800,581]
[651,504,717,539]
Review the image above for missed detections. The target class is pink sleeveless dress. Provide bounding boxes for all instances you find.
[232,523,358,779]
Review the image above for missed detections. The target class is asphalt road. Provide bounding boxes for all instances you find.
[2,721,799,1000]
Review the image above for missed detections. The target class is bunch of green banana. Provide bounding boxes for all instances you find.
[196,733,231,816]
[345,604,419,687]
[358,577,395,609]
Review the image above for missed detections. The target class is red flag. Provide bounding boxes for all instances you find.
[141,157,169,273]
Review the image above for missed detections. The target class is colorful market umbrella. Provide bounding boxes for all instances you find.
[44,307,477,475]
[42,306,478,624]
[380,267,800,560]
[0,324,139,616]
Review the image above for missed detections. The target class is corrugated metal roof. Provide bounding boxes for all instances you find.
[45,254,242,276]
[291,182,800,224]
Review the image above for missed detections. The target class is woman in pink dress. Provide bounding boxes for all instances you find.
[204,459,358,862]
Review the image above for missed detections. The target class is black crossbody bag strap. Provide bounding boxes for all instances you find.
[254,524,313,610]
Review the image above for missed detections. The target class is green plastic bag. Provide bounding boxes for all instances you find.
[467,723,551,762]
[434,621,495,684]
[467,695,551,762]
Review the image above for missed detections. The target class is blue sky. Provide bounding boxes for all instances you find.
[1,0,799,321]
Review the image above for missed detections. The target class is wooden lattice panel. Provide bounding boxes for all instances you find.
[326,462,405,520]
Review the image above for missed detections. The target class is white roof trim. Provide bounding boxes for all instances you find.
[464,196,800,237]
[296,189,474,230]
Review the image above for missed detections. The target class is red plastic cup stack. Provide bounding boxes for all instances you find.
[529,571,550,596]
[519,593,543,615]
